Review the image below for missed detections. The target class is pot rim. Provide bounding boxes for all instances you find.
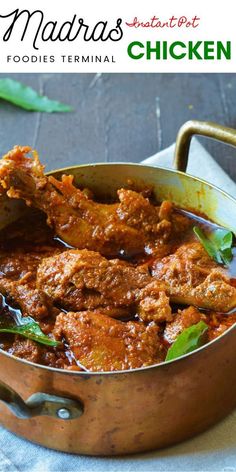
[0,161,235,377]
[48,161,236,209]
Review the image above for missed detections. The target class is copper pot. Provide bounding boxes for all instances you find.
[0,120,236,455]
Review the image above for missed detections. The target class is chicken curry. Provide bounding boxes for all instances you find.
[0,146,235,372]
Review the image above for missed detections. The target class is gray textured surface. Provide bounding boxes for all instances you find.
[0,73,235,180]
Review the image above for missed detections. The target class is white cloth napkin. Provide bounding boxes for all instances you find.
[0,139,236,472]
[143,137,236,198]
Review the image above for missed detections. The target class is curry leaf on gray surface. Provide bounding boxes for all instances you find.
[0,78,72,112]
[165,321,208,361]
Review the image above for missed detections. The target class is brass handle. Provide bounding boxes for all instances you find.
[0,380,84,420]
[173,120,236,172]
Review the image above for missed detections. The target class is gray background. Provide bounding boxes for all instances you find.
[0,73,235,180]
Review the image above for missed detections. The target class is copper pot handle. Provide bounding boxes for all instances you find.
[173,120,236,172]
[0,380,83,420]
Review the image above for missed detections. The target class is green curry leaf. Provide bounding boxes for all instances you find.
[0,78,72,112]
[165,321,208,362]
[193,226,233,265]
[0,315,61,347]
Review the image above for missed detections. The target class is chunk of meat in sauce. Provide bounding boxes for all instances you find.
[0,246,60,282]
[164,306,206,344]
[0,252,46,281]
[0,146,189,257]
[37,249,172,322]
[0,277,54,320]
[152,242,236,313]
[8,337,42,363]
[137,281,171,323]
[5,336,76,369]
[53,311,163,371]
[117,189,172,238]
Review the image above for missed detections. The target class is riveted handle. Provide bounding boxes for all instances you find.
[173,120,236,172]
[0,380,83,420]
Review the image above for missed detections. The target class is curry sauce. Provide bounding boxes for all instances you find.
[0,146,235,372]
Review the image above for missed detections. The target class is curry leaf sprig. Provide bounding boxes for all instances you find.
[193,226,234,265]
[0,315,61,347]
[165,321,208,362]
[0,78,72,113]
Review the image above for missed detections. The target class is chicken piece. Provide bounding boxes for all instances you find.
[0,146,179,257]
[53,311,163,371]
[7,337,43,363]
[164,306,206,344]
[0,247,60,282]
[0,252,40,281]
[137,281,172,323]
[0,277,53,320]
[152,242,236,312]
[5,336,76,369]
[37,249,150,309]
[117,189,171,238]
[37,249,172,322]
